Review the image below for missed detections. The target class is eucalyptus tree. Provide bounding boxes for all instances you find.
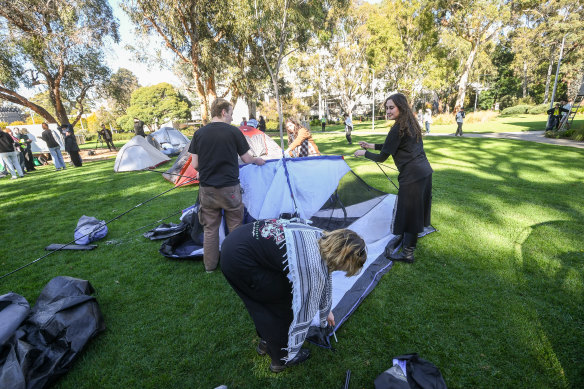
[123,0,263,123]
[365,0,440,102]
[0,0,119,125]
[437,0,512,109]
[101,68,141,117]
[253,0,349,145]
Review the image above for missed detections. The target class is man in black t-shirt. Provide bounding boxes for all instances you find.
[188,98,265,272]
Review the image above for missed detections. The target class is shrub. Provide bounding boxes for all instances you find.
[528,104,550,114]
[465,111,499,124]
[501,105,533,115]
[499,95,517,110]
[432,113,455,125]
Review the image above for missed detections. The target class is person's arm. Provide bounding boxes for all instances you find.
[240,151,265,166]
[286,128,310,155]
[190,153,198,170]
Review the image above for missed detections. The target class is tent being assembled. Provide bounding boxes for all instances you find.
[162,126,282,187]
[150,127,190,155]
[114,136,170,172]
[162,147,199,187]
[149,156,435,339]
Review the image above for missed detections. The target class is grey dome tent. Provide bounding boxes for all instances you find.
[114,136,170,172]
[151,127,190,155]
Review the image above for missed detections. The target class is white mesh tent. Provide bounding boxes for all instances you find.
[149,156,435,341]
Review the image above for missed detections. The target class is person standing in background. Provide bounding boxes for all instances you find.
[455,107,465,136]
[344,113,353,144]
[41,122,66,170]
[0,129,24,179]
[64,128,82,167]
[423,108,432,134]
[99,124,116,151]
[133,118,146,137]
[17,128,36,172]
[258,116,266,132]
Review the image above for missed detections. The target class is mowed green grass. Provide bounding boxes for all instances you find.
[0,130,583,388]
[312,114,584,135]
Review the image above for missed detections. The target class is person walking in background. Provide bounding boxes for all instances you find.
[0,128,24,179]
[455,106,465,136]
[188,98,265,273]
[321,116,326,132]
[285,118,320,157]
[99,124,116,151]
[258,116,266,132]
[64,128,82,167]
[17,128,36,172]
[354,93,433,263]
[40,122,66,170]
[344,113,353,144]
[423,108,433,134]
[133,118,146,137]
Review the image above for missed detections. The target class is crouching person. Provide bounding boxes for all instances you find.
[220,219,366,373]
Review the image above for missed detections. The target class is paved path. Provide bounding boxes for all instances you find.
[425,130,584,149]
[348,130,584,149]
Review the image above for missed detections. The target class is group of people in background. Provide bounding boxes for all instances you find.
[239,115,267,132]
[0,122,87,179]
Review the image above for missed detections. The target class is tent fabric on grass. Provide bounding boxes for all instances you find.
[148,156,434,340]
[0,276,104,389]
[114,135,170,172]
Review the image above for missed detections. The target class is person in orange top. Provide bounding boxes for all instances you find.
[284,118,320,157]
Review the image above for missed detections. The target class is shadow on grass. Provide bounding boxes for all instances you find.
[515,220,584,388]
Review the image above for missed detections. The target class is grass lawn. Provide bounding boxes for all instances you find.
[310,114,584,135]
[1,130,583,388]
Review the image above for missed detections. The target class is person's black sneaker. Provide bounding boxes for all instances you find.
[269,348,310,373]
[256,339,268,356]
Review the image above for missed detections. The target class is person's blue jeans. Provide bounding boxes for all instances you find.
[48,146,66,170]
[0,151,24,178]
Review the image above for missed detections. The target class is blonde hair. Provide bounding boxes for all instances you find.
[318,229,367,277]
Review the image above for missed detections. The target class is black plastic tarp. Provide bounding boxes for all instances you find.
[0,276,105,389]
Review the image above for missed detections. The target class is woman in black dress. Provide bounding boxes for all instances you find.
[354,93,432,263]
[221,219,366,373]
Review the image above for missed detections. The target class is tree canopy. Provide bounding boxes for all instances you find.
[117,83,192,132]
[0,0,119,125]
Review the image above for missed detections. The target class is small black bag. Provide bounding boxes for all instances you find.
[374,353,447,389]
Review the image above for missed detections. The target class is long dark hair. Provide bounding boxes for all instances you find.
[385,93,423,142]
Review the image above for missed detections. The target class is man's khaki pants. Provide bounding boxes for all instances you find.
[198,184,244,271]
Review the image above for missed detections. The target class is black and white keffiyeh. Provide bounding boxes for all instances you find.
[282,222,332,362]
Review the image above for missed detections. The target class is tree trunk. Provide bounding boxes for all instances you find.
[455,41,478,109]
[248,100,257,118]
[522,60,528,98]
[543,47,554,104]
[0,86,58,123]
[272,76,284,150]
